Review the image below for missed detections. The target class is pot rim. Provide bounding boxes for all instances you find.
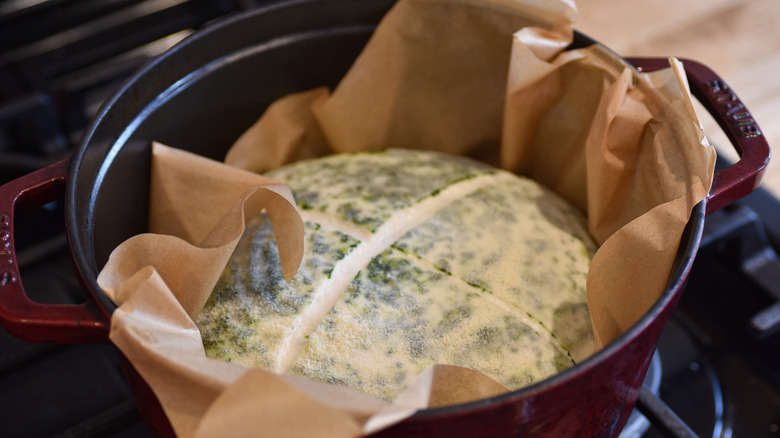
[63,0,708,419]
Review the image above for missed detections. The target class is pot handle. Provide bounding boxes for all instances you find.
[627,57,771,215]
[0,159,110,344]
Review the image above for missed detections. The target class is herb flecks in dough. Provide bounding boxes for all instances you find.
[196,149,596,401]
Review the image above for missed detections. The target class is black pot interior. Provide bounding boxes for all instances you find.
[68,0,701,379]
[71,0,611,283]
[63,0,707,424]
[69,0,396,313]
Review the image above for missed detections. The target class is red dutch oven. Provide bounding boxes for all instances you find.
[0,0,770,436]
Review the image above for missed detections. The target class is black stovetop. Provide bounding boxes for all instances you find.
[1,1,779,437]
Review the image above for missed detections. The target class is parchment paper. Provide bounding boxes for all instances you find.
[97,0,716,436]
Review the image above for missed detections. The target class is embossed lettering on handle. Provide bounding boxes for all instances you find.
[0,215,14,286]
[0,160,109,344]
[627,57,770,215]
[707,79,762,139]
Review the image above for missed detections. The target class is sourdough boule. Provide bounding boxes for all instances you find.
[196,149,597,400]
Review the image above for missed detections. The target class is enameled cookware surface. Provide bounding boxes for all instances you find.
[0,0,769,436]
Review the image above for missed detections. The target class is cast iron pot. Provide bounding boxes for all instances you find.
[0,0,770,436]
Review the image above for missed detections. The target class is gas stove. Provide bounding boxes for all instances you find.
[1,1,779,437]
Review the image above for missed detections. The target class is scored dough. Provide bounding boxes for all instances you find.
[196,149,597,400]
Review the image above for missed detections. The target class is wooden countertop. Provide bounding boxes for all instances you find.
[575,0,780,199]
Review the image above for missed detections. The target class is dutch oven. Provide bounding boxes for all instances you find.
[0,0,770,436]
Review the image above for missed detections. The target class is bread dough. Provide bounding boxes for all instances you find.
[196,149,597,400]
